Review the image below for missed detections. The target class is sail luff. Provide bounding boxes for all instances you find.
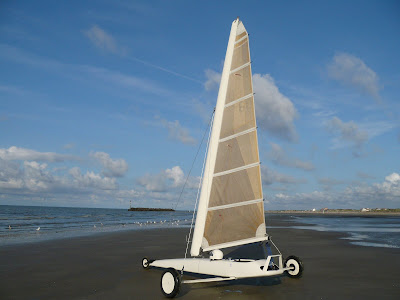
[190,19,239,257]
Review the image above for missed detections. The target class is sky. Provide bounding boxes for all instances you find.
[0,0,399,210]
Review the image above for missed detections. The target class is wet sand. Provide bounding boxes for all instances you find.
[0,219,399,299]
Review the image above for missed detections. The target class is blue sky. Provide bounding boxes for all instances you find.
[1,0,399,210]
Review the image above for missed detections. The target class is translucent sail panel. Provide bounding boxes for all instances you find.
[231,38,249,70]
[214,130,259,174]
[203,202,266,248]
[225,65,252,104]
[208,165,262,208]
[220,96,255,140]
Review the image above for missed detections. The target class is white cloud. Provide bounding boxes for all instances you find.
[267,172,400,210]
[357,172,375,179]
[165,166,184,187]
[261,166,306,186]
[84,25,126,55]
[83,65,173,97]
[0,147,141,208]
[327,53,381,101]
[84,26,201,84]
[137,173,166,192]
[204,69,221,91]
[345,172,400,201]
[0,44,174,98]
[137,166,199,192]
[359,120,397,140]
[191,98,214,123]
[318,177,347,186]
[0,158,23,189]
[268,142,314,171]
[253,74,298,142]
[90,151,128,177]
[326,116,368,149]
[159,118,196,145]
[202,70,298,141]
[69,167,117,190]
[63,143,75,150]
[0,146,76,162]
[0,160,58,192]
[318,177,348,191]
[109,189,143,199]
[385,173,400,184]
[204,69,298,141]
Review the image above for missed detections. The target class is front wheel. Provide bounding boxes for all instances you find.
[142,257,153,269]
[284,255,303,278]
[160,268,181,298]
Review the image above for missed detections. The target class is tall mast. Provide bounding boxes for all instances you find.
[190,19,239,257]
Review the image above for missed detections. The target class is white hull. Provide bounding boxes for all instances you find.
[150,255,288,280]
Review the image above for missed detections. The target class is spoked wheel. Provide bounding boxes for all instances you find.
[160,268,181,298]
[284,255,304,278]
[142,257,153,270]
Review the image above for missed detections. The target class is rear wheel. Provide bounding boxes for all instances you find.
[284,255,303,278]
[160,268,181,298]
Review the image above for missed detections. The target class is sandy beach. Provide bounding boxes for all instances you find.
[1,218,399,299]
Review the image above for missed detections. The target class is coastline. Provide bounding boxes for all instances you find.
[266,211,400,217]
[1,218,399,299]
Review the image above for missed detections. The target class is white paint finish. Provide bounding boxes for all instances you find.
[256,223,267,237]
[190,18,240,257]
[150,256,289,279]
[183,277,235,284]
[161,272,175,294]
[286,258,300,276]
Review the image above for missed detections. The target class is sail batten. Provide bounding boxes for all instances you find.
[224,93,253,108]
[219,127,256,143]
[230,62,251,74]
[235,35,248,44]
[190,19,265,256]
[208,198,263,211]
[213,162,260,177]
[235,31,247,41]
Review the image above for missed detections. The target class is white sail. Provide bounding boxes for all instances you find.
[191,19,266,257]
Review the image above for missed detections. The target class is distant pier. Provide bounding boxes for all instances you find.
[128,207,175,212]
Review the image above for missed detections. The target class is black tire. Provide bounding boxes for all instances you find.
[142,257,153,270]
[160,268,181,298]
[284,255,303,278]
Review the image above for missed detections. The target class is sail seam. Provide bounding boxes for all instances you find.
[219,127,256,143]
[234,35,248,45]
[230,62,251,74]
[207,198,263,211]
[213,162,260,177]
[224,93,253,108]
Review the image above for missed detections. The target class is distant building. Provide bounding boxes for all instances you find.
[361,208,370,212]
[312,208,316,212]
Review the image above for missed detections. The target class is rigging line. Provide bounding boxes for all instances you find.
[173,109,216,211]
[269,236,282,255]
[126,55,203,84]
[183,109,215,263]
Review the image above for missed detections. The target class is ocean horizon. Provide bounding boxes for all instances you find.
[1,205,399,249]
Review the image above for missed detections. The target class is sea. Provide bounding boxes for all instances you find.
[1,205,400,249]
